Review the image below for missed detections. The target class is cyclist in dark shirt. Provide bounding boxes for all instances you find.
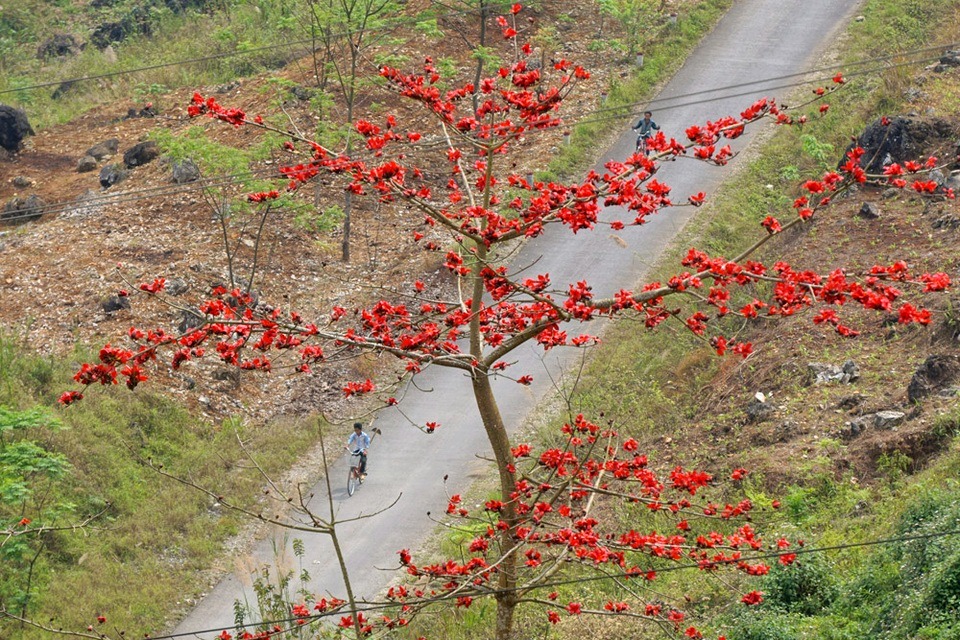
[632,110,660,155]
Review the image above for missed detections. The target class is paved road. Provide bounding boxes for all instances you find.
[172,0,861,634]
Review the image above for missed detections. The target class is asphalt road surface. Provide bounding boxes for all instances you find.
[172,0,862,635]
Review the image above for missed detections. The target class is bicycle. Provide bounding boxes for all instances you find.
[635,132,652,156]
[346,450,365,496]
[345,426,381,497]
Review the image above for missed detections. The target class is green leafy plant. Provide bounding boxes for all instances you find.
[0,406,72,615]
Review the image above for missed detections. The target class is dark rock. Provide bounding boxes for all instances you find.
[843,411,905,439]
[12,176,32,188]
[291,85,314,101]
[99,163,128,188]
[177,309,205,334]
[162,0,213,13]
[212,367,241,383]
[843,416,872,439]
[171,158,200,183]
[51,80,81,101]
[77,155,98,172]
[86,138,119,161]
[215,81,240,94]
[37,33,82,59]
[938,50,960,68]
[907,355,959,402]
[124,105,157,120]
[933,214,960,230]
[123,141,159,168]
[933,213,960,229]
[844,116,955,175]
[166,277,189,296]
[0,105,34,152]
[857,202,879,219]
[91,7,151,49]
[1,195,46,225]
[101,295,130,313]
[745,398,775,423]
[836,394,865,410]
[91,21,128,49]
[881,188,900,199]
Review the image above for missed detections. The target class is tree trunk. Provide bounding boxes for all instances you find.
[470,370,518,640]
[471,0,489,114]
[342,189,353,263]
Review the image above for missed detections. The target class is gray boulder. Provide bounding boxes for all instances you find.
[857,202,880,219]
[171,158,200,183]
[843,410,906,439]
[809,360,860,385]
[77,155,98,173]
[85,138,119,161]
[165,277,189,296]
[874,411,906,429]
[0,105,34,152]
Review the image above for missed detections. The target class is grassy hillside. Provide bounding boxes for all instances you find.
[0,335,324,634]
[1,0,730,637]
[390,0,960,638]
[1,0,958,638]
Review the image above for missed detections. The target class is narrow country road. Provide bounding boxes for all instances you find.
[172,0,861,635]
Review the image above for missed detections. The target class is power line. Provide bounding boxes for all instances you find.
[126,526,960,640]
[2,45,945,226]
[571,50,951,128]
[588,41,958,118]
[0,174,259,225]
[0,0,523,97]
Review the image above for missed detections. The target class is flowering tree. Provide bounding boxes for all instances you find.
[57,5,952,639]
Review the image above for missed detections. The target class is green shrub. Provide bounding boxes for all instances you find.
[720,609,801,640]
[761,553,839,615]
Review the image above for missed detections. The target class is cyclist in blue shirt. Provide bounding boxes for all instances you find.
[346,422,371,478]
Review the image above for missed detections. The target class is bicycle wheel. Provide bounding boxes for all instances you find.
[347,466,357,496]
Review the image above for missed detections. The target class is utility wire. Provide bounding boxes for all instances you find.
[0,0,524,97]
[587,41,958,119]
[571,50,950,129]
[0,174,262,225]
[99,526,960,640]
[2,46,946,225]
[0,0,952,103]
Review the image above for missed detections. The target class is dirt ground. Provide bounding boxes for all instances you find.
[0,0,669,421]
